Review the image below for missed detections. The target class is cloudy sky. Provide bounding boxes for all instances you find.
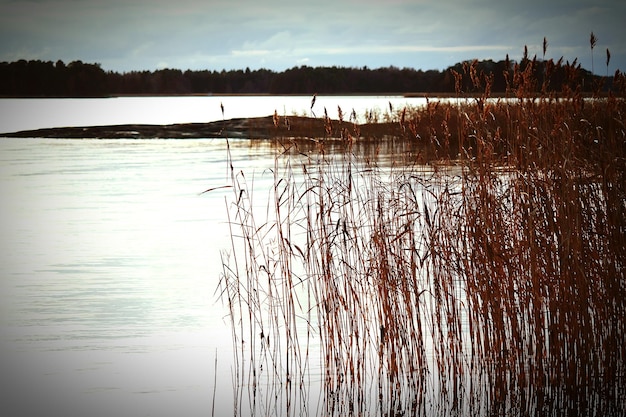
[1,0,624,74]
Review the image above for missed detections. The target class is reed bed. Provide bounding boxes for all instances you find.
[218,53,626,416]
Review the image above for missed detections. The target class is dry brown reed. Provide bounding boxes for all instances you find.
[218,47,626,416]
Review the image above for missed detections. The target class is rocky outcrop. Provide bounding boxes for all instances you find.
[1,116,401,140]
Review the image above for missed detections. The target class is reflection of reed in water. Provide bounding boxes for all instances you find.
[218,55,626,416]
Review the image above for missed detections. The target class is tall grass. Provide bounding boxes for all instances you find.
[218,48,626,416]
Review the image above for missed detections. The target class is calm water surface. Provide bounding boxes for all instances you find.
[0,136,296,417]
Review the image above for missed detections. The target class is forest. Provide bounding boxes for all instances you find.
[0,56,614,97]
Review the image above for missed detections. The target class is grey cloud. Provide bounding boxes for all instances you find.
[0,0,624,72]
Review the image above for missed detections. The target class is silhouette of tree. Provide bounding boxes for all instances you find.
[0,58,611,97]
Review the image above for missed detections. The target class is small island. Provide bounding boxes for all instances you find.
[0,115,404,140]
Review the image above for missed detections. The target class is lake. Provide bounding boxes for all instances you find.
[2,95,623,417]
[0,95,421,417]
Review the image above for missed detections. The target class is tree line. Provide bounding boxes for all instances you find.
[0,57,612,97]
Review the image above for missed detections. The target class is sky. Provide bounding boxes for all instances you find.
[1,0,624,75]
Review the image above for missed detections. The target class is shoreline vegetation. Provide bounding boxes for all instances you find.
[216,50,626,416]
